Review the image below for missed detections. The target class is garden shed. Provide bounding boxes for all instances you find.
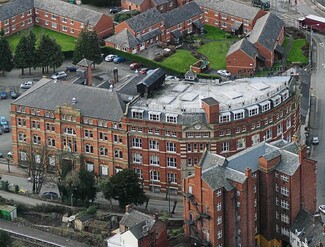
[0,205,17,221]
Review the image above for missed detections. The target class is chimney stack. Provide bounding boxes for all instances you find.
[245,167,252,177]
[313,213,321,225]
[125,204,133,213]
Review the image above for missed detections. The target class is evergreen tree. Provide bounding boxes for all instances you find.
[0,35,14,75]
[100,169,148,209]
[25,31,37,75]
[73,29,102,68]
[50,41,64,72]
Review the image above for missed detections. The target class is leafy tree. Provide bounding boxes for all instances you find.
[0,230,11,247]
[37,35,64,73]
[114,10,141,23]
[14,31,37,75]
[73,29,103,68]
[0,36,13,75]
[100,169,147,209]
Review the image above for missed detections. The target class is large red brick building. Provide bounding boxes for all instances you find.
[0,0,113,38]
[183,141,317,247]
[10,69,301,195]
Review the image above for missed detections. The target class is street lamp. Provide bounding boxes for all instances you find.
[309,24,319,70]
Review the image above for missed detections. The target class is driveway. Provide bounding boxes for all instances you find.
[138,45,165,60]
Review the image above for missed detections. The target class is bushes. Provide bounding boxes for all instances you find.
[114,10,141,23]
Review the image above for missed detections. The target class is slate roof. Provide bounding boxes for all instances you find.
[153,0,171,5]
[125,8,164,33]
[0,0,34,21]
[290,209,325,247]
[34,0,104,26]
[120,208,154,229]
[163,2,203,28]
[78,59,93,67]
[105,29,139,48]
[227,38,258,58]
[126,0,145,5]
[12,78,126,121]
[248,12,284,52]
[128,221,151,240]
[195,0,262,21]
[200,141,302,191]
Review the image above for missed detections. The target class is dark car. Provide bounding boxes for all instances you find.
[113,56,125,64]
[0,91,7,99]
[1,124,10,133]
[109,7,122,14]
[42,191,59,200]
[10,91,19,99]
[66,65,78,72]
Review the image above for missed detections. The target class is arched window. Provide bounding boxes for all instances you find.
[99,146,108,156]
[18,132,27,142]
[33,134,41,144]
[114,149,122,158]
[47,137,56,147]
[85,144,94,153]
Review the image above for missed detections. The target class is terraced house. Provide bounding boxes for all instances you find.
[105,2,203,53]
[10,68,302,196]
[0,0,113,38]
[183,141,316,247]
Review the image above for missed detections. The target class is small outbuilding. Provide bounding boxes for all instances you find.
[0,205,17,221]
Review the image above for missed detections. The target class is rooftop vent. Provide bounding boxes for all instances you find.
[72,97,77,104]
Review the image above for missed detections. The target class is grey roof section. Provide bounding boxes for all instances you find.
[153,0,170,5]
[163,2,203,28]
[195,0,261,21]
[201,97,219,105]
[0,0,34,21]
[274,149,300,176]
[116,74,145,98]
[297,67,311,124]
[105,29,139,48]
[227,38,258,58]
[78,59,93,67]
[200,151,226,171]
[290,209,325,247]
[126,0,145,5]
[141,28,162,42]
[125,8,165,33]
[120,208,154,229]
[12,78,126,121]
[202,165,236,191]
[129,221,154,239]
[34,0,104,26]
[139,68,165,87]
[248,12,284,52]
[262,149,281,161]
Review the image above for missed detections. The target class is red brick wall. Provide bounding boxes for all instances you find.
[121,0,151,12]
[226,50,256,76]
[0,8,34,36]
[93,14,114,38]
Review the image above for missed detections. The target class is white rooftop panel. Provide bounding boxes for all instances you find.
[259,100,271,106]
[159,96,176,104]
[181,93,199,101]
[172,84,190,92]
[223,91,242,99]
[250,82,270,91]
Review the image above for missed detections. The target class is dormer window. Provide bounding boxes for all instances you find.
[281,90,289,101]
[219,112,231,123]
[271,95,282,107]
[149,111,161,121]
[259,100,271,112]
[247,105,259,117]
[166,113,177,123]
[232,109,245,120]
[131,109,144,119]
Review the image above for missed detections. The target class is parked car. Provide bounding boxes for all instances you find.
[7,151,13,158]
[10,91,19,99]
[113,56,125,64]
[51,71,67,79]
[312,136,319,145]
[130,63,142,70]
[42,191,59,200]
[217,70,231,77]
[20,81,33,89]
[0,116,8,126]
[109,6,122,14]
[1,124,10,133]
[66,65,78,72]
[139,68,150,75]
[104,54,118,62]
[0,91,7,99]
[28,176,43,183]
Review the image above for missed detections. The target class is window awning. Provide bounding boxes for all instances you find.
[193,20,204,29]
[246,105,259,111]
[220,112,231,116]
[271,95,281,102]
[148,111,161,115]
[131,109,144,113]
[259,100,271,106]
[231,21,243,30]
[232,109,245,114]
[280,89,289,97]
[165,113,178,117]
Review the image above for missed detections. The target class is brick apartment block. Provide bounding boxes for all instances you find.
[183,141,317,247]
[10,67,301,195]
[0,0,113,38]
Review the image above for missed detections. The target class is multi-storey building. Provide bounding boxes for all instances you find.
[196,0,266,35]
[183,141,317,247]
[121,0,177,13]
[10,69,301,195]
[105,2,204,53]
[0,0,113,38]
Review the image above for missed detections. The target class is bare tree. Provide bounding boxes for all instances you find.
[24,144,49,194]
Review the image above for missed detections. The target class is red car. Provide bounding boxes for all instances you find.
[130,63,142,70]
[139,68,150,74]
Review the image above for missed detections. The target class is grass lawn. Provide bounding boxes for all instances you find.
[159,49,198,73]
[7,26,77,52]
[287,39,308,64]
[203,25,230,40]
[198,41,236,69]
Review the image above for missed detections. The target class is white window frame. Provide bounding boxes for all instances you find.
[131,109,144,119]
[233,110,245,120]
[149,111,161,121]
[219,112,231,123]
[247,105,259,117]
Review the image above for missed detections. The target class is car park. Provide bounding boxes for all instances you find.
[105,54,118,62]
[217,70,231,77]
[139,68,150,75]
[113,56,125,64]
[312,136,319,145]
[20,81,33,89]
[0,91,7,99]
[65,65,78,72]
[51,71,67,79]
[42,191,59,200]
[130,63,142,70]
[10,91,19,99]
